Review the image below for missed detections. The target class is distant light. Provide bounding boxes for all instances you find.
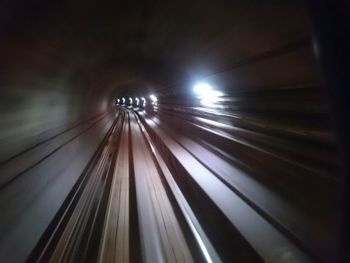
[129,97,133,104]
[150,94,157,102]
[141,97,146,107]
[193,82,223,107]
[193,82,213,96]
[135,97,139,106]
[150,94,157,106]
[122,97,125,103]
[117,99,120,103]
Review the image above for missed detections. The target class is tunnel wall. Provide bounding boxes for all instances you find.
[0,79,116,261]
[151,33,341,261]
[154,84,340,261]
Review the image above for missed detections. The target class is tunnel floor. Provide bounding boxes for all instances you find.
[16,105,329,263]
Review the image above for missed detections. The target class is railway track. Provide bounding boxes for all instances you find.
[27,109,216,262]
[25,106,318,262]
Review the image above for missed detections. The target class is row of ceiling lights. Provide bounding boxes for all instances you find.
[116,94,157,107]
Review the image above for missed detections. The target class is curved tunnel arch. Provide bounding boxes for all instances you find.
[0,1,346,262]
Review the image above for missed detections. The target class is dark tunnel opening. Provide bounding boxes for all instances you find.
[0,0,349,262]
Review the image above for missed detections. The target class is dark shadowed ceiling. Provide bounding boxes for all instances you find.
[0,0,323,158]
[0,0,318,100]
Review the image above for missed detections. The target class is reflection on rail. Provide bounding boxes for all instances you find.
[0,98,341,262]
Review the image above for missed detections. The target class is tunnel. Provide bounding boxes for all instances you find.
[0,1,349,262]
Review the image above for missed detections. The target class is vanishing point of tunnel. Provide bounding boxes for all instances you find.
[0,1,349,263]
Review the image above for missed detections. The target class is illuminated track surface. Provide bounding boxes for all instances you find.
[0,103,337,263]
[15,106,315,263]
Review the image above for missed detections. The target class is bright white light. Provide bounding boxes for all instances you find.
[122,97,125,103]
[141,97,146,107]
[193,82,223,107]
[135,97,139,106]
[193,82,213,96]
[129,97,133,104]
[117,99,120,103]
[149,94,157,104]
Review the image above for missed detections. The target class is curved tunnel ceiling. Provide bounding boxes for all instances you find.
[1,0,318,100]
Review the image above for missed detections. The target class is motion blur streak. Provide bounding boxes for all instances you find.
[0,0,346,263]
